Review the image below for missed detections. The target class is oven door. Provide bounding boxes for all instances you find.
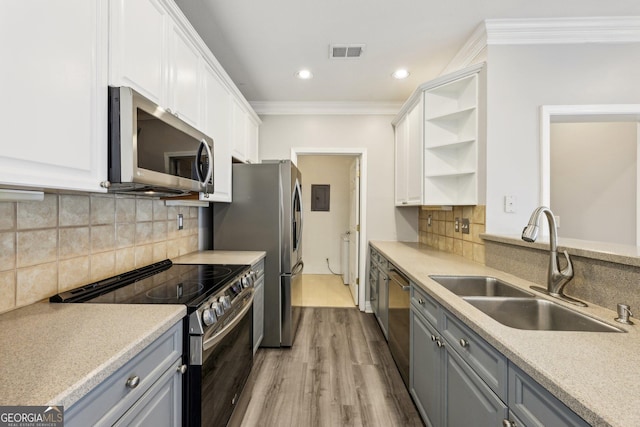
[192,295,253,427]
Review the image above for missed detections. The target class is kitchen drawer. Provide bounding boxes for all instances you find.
[411,285,439,327]
[441,310,507,401]
[65,321,183,427]
[508,364,589,427]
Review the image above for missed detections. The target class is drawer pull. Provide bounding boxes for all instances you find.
[459,338,469,348]
[502,420,516,427]
[430,334,438,342]
[436,340,445,348]
[418,298,425,305]
[177,364,187,374]
[125,375,140,389]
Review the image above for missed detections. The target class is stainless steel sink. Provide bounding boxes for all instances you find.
[429,275,535,298]
[463,297,624,333]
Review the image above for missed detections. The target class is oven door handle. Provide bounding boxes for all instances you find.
[203,292,254,351]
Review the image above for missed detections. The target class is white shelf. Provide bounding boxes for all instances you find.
[423,71,480,206]
[426,138,475,150]
[425,170,476,178]
[425,106,476,122]
[424,173,477,206]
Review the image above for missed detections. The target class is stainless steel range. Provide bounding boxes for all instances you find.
[51,259,257,427]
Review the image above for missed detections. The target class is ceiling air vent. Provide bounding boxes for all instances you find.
[330,44,365,59]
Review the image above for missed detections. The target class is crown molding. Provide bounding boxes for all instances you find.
[444,17,640,73]
[250,101,402,116]
[442,23,488,75]
[485,16,640,45]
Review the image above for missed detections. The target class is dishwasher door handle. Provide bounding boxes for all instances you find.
[389,270,410,291]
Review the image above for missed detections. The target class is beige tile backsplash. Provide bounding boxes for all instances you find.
[419,205,486,264]
[0,193,200,314]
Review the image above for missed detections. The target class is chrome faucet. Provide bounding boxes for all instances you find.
[521,206,586,307]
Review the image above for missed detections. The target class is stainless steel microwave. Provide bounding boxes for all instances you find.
[107,86,214,197]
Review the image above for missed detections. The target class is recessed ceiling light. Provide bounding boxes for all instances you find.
[392,69,410,79]
[295,69,313,80]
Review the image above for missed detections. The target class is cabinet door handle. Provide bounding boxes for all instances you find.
[430,334,439,342]
[436,340,445,348]
[125,375,140,389]
[418,298,425,305]
[459,338,469,348]
[177,364,187,374]
[502,420,517,427]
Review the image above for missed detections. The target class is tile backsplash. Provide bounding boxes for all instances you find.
[0,193,199,314]
[418,205,486,264]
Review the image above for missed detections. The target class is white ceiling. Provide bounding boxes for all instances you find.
[175,0,640,104]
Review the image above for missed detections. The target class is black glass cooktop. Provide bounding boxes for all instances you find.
[50,259,249,309]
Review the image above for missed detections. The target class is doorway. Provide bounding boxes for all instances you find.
[292,148,367,311]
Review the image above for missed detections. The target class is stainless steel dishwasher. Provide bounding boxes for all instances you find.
[387,264,411,388]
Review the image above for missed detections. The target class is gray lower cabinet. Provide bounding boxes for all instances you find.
[253,258,265,354]
[65,321,184,427]
[410,308,441,427]
[369,246,389,339]
[410,305,507,427]
[507,364,590,427]
[410,284,588,427]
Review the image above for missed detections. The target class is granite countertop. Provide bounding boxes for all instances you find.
[371,241,639,427]
[0,303,185,409]
[172,250,266,266]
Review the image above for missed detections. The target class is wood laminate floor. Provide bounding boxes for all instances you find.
[241,308,424,427]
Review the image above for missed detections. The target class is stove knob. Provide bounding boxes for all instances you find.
[202,308,217,326]
[241,275,250,288]
[220,295,232,309]
[211,301,224,316]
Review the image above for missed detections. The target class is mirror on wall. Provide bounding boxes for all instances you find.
[540,105,640,246]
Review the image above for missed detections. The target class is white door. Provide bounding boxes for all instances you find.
[348,157,360,304]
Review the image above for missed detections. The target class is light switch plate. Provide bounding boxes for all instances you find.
[177,214,184,230]
[504,195,516,213]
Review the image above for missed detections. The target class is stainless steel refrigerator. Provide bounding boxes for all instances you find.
[213,160,303,347]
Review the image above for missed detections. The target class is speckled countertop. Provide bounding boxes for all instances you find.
[0,303,185,409]
[172,250,266,266]
[371,241,639,427]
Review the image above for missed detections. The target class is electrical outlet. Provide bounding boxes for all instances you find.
[461,218,470,234]
[454,217,460,232]
[177,214,183,230]
[427,214,432,227]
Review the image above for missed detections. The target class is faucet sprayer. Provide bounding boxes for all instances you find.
[521,206,586,307]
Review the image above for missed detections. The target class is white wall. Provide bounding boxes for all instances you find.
[484,43,640,235]
[551,121,637,245]
[297,155,352,274]
[258,114,419,244]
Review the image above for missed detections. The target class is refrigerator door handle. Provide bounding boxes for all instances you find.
[292,260,304,276]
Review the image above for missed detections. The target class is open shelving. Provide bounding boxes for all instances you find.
[423,72,479,205]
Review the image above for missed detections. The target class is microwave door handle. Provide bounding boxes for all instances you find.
[195,139,213,187]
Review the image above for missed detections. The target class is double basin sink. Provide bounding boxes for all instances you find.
[429,275,624,333]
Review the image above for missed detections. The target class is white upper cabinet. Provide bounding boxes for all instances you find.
[109,0,166,105]
[395,100,424,206]
[110,0,201,130]
[199,62,232,202]
[231,99,260,164]
[395,97,424,206]
[0,0,108,193]
[167,23,200,127]
[394,63,485,207]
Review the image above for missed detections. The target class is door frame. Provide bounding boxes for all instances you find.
[291,147,368,311]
